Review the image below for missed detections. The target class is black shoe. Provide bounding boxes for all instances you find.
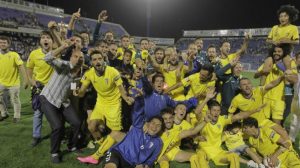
[0,115,8,121]
[31,137,41,147]
[51,154,61,164]
[3,115,9,120]
[13,118,20,123]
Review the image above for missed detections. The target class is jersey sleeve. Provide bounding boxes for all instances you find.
[265,128,281,144]
[181,75,192,87]
[291,26,299,40]
[80,71,91,87]
[267,26,275,40]
[14,53,23,66]
[228,98,238,114]
[26,52,35,68]
[112,68,123,86]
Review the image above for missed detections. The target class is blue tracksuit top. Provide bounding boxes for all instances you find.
[112,97,162,167]
[141,76,198,120]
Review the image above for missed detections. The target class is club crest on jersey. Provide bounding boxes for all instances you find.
[149,142,154,148]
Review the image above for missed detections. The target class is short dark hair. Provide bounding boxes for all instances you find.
[154,47,164,54]
[226,121,242,131]
[123,48,133,56]
[201,64,214,74]
[207,44,217,50]
[0,35,11,45]
[147,115,164,133]
[95,40,108,47]
[152,73,165,83]
[40,30,53,41]
[243,117,259,128]
[220,40,230,47]
[207,100,220,110]
[72,33,84,45]
[239,77,250,83]
[194,37,203,42]
[161,107,174,116]
[277,4,299,23]
[90,50,102,58]
[140,38,149,44]
[121,35,130,40]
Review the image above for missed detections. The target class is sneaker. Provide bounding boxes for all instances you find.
[13,118,20,123]
[77,156,99,164]
[51,154,61,164]
[31,137,41,147]
[87,140,96,149]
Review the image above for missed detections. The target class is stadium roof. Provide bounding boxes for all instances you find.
[29,0,300,38]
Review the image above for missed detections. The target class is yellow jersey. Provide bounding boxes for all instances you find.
[159,120,192,159]
[248,127,281,157]
[199,115,232,159]
[81,66,122,105]
[223,131,246,151]
[162,66,186,101]
[229,87,268,123]
[268,24,299,42]
[0,51,23,86]
[26,48,53,85]
[116,47,136,64]
[182,73,215,100]
[220,53,238,74]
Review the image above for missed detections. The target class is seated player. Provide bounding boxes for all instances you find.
[243,117,300,168]
[103,92,163,168]
[229,77,289,140]
[196,94,267,168]
[223,122,263,167]
[158,104,206,168]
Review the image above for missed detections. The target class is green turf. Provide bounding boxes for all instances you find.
[0,72,298,168]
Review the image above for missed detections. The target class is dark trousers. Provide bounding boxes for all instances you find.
[40,96,82,154]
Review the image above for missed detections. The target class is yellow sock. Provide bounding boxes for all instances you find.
[95,137,105,145]
[91,135,115,160]
[227,153,240,168]
[197,150,209,168]
[159,160,169,168]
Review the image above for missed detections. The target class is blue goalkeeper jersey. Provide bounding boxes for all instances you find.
[112,98,162,167]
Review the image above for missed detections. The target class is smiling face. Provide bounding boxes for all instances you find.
[239,79,253,96]
[123,52,132,65]
[69,49,84,67]
[195,39,204,51]
[155,50,164,64]
[273,47,284,62]
[162,113,174,130]
[279,12,290,26]
[0,39,10,51]
[146,118,163,136]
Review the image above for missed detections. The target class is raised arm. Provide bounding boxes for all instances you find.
[92,10,108,45]
[263,75,284,94]
[231,104,267,122]
[68,8,81,33]
[48,21,63,47]
[194,88,216,120]
[235,33,251,57]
